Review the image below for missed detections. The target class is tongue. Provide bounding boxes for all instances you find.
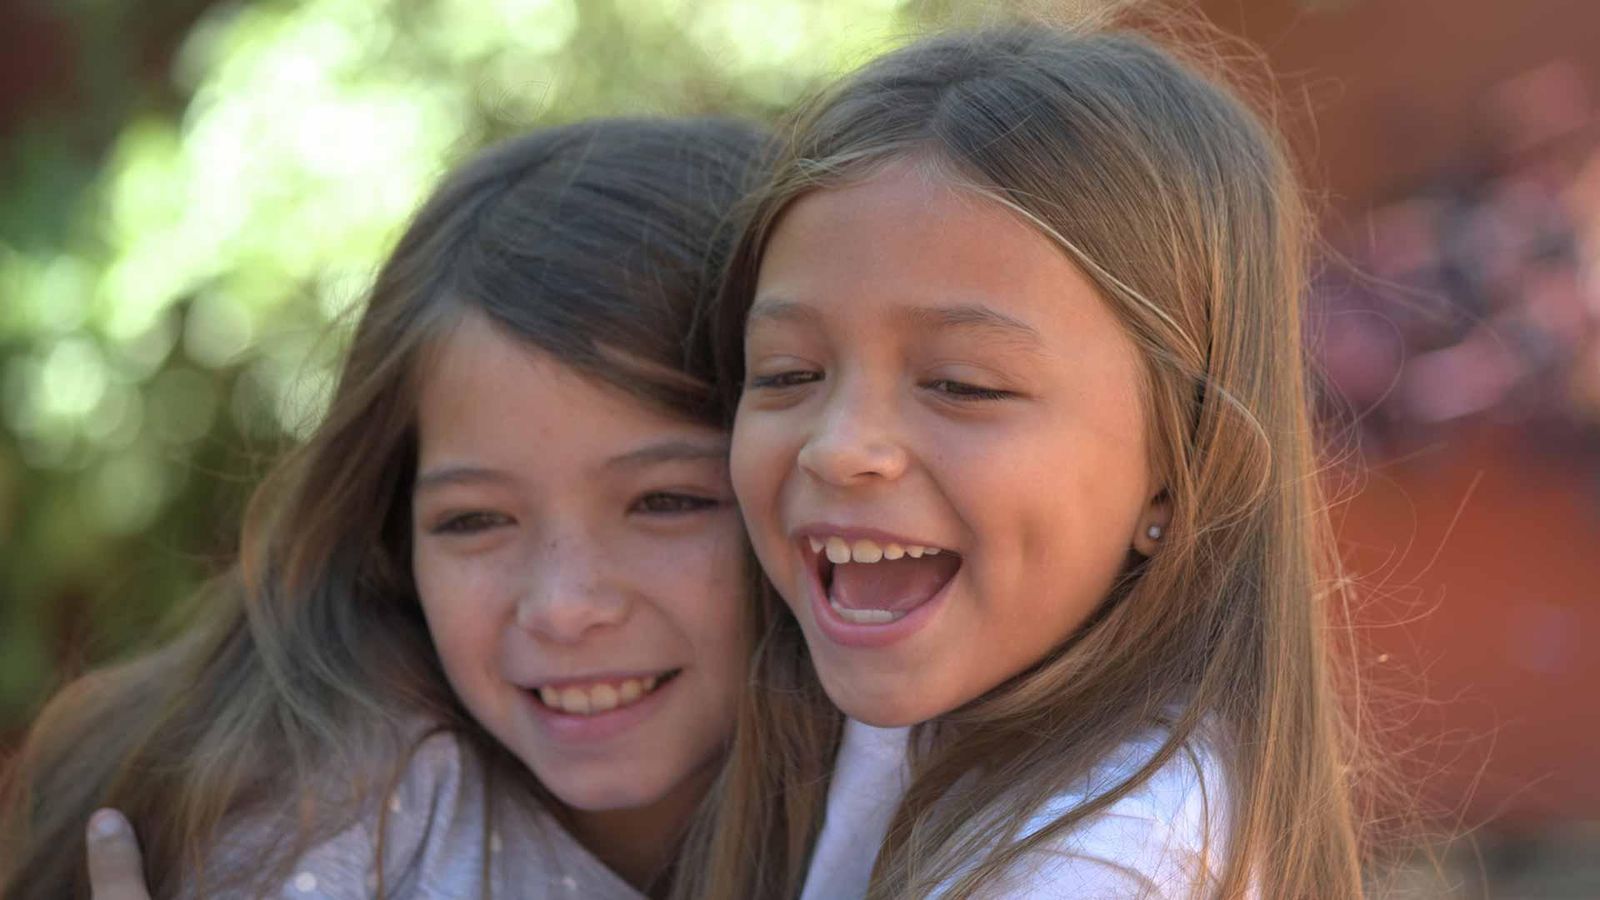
[830,554,960,612]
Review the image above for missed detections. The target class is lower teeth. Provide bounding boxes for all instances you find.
[830,600,906,624]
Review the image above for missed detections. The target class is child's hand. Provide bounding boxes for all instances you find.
[85,809,152,900]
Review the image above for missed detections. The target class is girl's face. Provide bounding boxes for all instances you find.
[732,162,1166,727]
[412,313,746,819]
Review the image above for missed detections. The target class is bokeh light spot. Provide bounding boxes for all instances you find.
[82,451,170,535]
[148,367,219,446]
[38,337,109,421]
[184,292,256,368]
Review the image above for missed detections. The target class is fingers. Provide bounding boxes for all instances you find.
[85,809,153,900]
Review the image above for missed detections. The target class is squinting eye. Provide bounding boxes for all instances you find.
[632,492,721,515]
[748,370,821,390]
[430,511,513,535]
[926,379,1013,401]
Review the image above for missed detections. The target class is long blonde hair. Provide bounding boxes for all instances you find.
[0,118,766,898]
[698,20,1365,900]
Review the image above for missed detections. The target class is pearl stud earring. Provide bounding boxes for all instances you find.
[1146,524,1163,541]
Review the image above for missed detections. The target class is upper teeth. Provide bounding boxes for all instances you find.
[538,674,662,716]
[810,535,943,563]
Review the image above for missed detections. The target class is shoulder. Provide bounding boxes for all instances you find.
[966,725,1231,900]
[385,726,479,823]
[194,728,497,899]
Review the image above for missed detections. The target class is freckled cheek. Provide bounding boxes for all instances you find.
[413,552,517,680]
[625,524,748,632]
[672,542,750,693]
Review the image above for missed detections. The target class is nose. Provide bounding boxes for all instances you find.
[514,534,629,644]
[796,380,909,486]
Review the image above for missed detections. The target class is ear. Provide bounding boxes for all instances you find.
[1130,490,1171,558]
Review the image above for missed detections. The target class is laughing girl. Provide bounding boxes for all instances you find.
[1,118,834,899]
[709,21,1363,900]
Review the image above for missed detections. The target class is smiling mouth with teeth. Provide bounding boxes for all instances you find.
[533,671,679,716]
[808,535,962,625]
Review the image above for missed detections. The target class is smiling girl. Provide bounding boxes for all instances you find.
[0,118,827,898]
[707,21,1364,900]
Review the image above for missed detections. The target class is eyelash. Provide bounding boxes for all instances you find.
[631,492,721,515]
[747,371,821,390]
[925,379,1014,401]
[428,492,717,536]
[749,370,1012,402]
[431,511,512,535]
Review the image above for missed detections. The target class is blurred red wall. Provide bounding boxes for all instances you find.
[1200,0,1600,825]
[1337,426,1600,824]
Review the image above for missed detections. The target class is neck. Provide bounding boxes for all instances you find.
[566,760,719,896]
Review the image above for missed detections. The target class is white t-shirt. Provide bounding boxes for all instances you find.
[189,731,643,900]
[800,719,912,900]
[191,722,918,900]
[804,718,1234,900]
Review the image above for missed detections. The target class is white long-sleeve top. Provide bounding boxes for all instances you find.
[802,718,1236,900]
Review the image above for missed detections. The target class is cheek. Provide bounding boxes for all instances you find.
[729,410,789,515]
[631,519,749,641]
[943,413,1148,571]
[676,530,751,684]
[626,530,748,749]
[412,550,509,678]
[699,529,752,642]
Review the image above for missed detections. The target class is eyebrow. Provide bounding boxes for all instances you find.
[414,439,727,495]
[899,303,1046,350]
[745,294,1036,336]
[751,296,1046,352]
[413,465,516,495]
[745,298,822,329]
[602,438,728,472]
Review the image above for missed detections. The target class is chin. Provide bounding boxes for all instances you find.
[843,706,924,729]
[820,670,944,729]
[541,771,669,812]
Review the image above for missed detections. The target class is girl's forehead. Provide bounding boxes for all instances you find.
[414,306,710,414]
[754,167,1100,334]
[414,316,726,472]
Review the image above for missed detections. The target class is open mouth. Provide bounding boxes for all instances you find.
[531,670,681,716]
[806,534,962,625]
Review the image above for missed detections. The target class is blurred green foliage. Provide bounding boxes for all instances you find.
[0,0,972,734]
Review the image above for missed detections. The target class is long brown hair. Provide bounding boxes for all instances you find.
[0,117,766,898]
[700,20,1364,900]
